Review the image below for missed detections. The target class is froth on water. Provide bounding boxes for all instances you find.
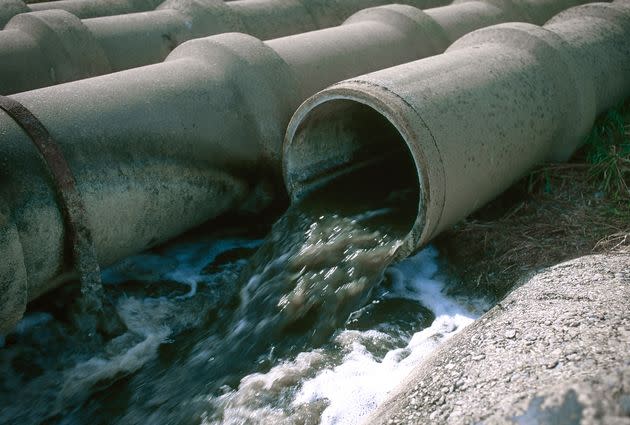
[0,158,487,425]
[228,157,418,358]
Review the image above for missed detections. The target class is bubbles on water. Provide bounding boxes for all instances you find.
[103,237,262,297]
[0,235,262,425]
[292,248,486,425]
[57,327,168,410]
[207,247,488,425]
[0,229,488,425]
[0,160,489,425]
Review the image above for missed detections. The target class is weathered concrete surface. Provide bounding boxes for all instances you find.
[1,0,575,334]
[0,0,245,26]
[365,254,630,424]
[284,0,630,261]
[0,0,451,93]
[0,0,163,27]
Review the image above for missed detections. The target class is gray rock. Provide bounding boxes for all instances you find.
[366,254,630,425]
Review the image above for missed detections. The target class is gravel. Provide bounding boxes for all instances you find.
[366,254,630,424]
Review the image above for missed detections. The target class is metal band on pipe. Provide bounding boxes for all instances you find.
[0,95,103,312]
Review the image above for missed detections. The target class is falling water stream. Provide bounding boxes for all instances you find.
[0,160,487,424]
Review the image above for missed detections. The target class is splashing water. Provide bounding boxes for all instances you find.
[205,247,486,425]
[0,163,488,424]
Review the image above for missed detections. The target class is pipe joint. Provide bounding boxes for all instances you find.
[157,0,242,37]
[545,1,630,157]
[345,5,451,57]
[5,10,111,85]
[29,0,163,18]
[456,0,525,21]
[0,0,29,29]
[547,1,630,26]
[285,1,630,258]
[167,32,300,167]
[449,23,596,160]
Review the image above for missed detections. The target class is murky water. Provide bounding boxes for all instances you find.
[0,163,487,424]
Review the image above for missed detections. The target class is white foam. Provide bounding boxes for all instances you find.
[2,230,487,425]
[54,296,188,410]
[57,330,168,409]
[291,247,484,425]
[102,238,262,297]
[206,247,487,425]
[204,351,328,425]
[13,312,54,334]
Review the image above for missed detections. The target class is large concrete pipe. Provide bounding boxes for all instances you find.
[0,0,452,93]
[0,0,594,334]
[283,0,630,262]
[0,0,163,27]
[0,0,240,27]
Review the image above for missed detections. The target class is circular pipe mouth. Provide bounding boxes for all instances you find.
[283,87,434,258]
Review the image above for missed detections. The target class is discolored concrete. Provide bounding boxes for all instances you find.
[365,254,630,424]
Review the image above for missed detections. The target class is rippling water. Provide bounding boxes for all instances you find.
[0,164,488,424]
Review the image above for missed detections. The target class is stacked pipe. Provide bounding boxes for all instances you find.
[284,0,630,260]
[0,0,163,27]
[0,0,240,26]
[1,0,243,24]
[0,0,595,333]
[0,0,452,93]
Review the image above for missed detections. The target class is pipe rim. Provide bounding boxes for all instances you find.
[283,83,444,258]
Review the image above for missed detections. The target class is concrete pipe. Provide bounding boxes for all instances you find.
[283,0,630,261]
[24,0,71,4]
[0,0,239,27]
[0,0,452,92]
[0,0,164,27]
[0,0,595,334]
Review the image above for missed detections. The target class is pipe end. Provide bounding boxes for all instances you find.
[284,83,445,258]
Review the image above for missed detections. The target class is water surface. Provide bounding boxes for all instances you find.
[0,162,486,424]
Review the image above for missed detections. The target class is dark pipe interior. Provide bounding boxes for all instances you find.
[285,99,420,233]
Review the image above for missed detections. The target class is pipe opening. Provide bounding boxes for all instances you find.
[284,98,420,238]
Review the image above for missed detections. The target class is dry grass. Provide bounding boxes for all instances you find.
[436,103,630,301]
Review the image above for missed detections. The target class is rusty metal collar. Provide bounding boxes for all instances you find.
[0,95,103,313]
